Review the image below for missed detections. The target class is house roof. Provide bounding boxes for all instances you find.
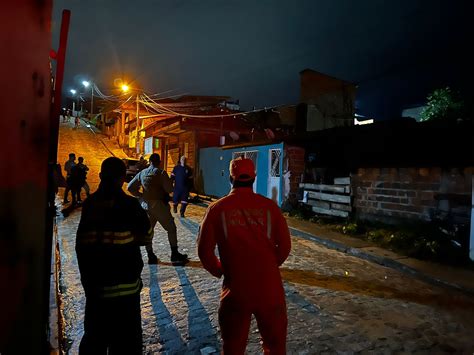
[299,68,356,86]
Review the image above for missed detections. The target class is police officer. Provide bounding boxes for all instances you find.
[127,153,189,265]
[171,155,193,217]
[197,158,291,354]
[76,157,152,354]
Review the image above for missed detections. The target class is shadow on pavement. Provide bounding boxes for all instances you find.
[148,265,187,352]
[176,217,200,237]
[175,267,220,352]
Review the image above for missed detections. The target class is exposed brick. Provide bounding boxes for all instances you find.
[376,196,401,203]
[418,168,430,177]
[357,187,367,194]
[421,200,438,208]
[373,188,398,196]
[356,200,367,207]
[380,203,401,210]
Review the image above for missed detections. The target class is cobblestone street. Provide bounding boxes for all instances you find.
[57,121,474,354]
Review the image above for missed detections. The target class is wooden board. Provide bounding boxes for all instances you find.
[299,183,347,194]
[312,206,349,218]
[300,182,350,194]
[305,199,330,209]
[330,202,352,212]
[334,177,350,185]
[307,191,351,204]
[166,148,179,175]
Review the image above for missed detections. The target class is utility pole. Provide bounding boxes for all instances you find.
[90,84,94,117]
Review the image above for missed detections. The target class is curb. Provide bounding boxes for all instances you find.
[289,227,474,296]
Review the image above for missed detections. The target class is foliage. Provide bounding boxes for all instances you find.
[304,216,472,266]
[419,87,464,122]
[288,204,314,220]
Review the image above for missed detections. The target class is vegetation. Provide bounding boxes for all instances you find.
[286,204,472,266]
[339,220,471,265]
[419,87,465,122]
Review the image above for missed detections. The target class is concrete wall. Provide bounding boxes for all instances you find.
[353,167,473,224]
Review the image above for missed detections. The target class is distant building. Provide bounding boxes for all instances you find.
[297,69,356,132]
[401,105,426,122]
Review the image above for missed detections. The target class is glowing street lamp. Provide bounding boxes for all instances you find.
[82,80,93,117]
[121,84,130,93]
[69,89,77,112]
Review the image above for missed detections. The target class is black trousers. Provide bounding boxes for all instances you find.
[79,293,142,355]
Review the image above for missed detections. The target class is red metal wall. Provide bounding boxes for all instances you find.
[0,1,53,353]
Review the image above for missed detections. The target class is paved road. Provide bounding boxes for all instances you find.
[56,121,474,354]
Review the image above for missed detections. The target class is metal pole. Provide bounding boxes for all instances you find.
[136,93,139,154]
[91,84,94,117]
[48,9,71,353]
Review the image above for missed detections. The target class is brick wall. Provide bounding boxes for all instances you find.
[352,167,473,224]
[286,145,305,200]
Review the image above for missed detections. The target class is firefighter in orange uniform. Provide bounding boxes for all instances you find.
[76,157,152,354]
[197,158,291,354]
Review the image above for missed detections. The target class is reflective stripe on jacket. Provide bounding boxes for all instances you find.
[101,279,142,298]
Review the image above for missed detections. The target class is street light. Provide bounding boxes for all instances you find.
[120,83,140,155]
[82,80,93,118]
[69,89,77,112]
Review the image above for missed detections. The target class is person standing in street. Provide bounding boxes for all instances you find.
[63,153,76,203]
[76,156,90,198]
[136,155,148,172]
[127,153,189,265]
[76,157,152,355]
[197,158,291,354]
[76,157,152,354]
[74,115,80,129]
[70,156,88,204]
[171,155,193,218]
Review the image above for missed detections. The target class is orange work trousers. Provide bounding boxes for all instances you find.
[218,295,287,354]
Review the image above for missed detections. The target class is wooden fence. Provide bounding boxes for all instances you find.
[299,177,352,218]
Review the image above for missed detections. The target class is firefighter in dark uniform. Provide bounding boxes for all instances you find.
[171,155,193,217]
[76,157,152,354]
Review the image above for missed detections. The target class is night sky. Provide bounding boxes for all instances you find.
[52,0,472,119]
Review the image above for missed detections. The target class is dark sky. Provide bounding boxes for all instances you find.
[52,0,472,118]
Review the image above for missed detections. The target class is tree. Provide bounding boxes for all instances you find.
[419,87,464,122]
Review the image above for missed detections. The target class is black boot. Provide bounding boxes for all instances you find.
[173,204,178,214]
[171,247,188,266]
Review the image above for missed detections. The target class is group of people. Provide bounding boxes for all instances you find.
[74,153,291,354]
[60,109,81,128]
[63,153,90,205]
